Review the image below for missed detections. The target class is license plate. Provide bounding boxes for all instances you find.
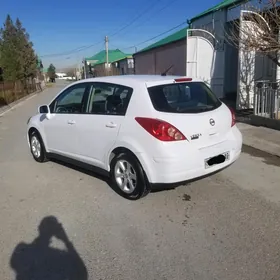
[204,151,230,169]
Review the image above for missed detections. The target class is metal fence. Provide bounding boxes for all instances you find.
[254,80,280,119]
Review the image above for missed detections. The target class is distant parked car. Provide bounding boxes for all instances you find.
[27,75,242,199]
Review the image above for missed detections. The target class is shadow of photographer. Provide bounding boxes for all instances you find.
[10,216,88,280]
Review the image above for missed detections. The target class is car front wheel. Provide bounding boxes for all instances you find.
[110,153,150,200]
[29,131,48,163]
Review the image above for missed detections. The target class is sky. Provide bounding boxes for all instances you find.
[0,0,222,69]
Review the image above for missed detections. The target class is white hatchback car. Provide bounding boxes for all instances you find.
[27,75,242,199]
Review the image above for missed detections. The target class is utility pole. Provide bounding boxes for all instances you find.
[83,58,87,79]
[105,36,109,68]
[76,53,79,80]
[134,46,137,53]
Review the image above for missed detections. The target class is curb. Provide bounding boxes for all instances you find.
[242,135,280,158]
[0,87,46,117]
[237,123,280,158]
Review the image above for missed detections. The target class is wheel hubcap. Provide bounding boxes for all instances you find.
[31,136,41,158]
[114,160,137,194]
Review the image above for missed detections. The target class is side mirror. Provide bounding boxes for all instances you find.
[39,105,49,114]
[38,105,52,120]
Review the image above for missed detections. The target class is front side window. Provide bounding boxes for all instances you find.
[50,83,88,114]
[148,82,221,114]
[86,82,133,115]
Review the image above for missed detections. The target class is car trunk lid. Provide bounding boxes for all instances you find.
[155,103,232,149]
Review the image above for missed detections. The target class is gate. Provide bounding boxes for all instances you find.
[186,29,216,87]
[254,81,280,119]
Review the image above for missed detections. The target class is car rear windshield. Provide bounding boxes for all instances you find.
[147,82,222,113]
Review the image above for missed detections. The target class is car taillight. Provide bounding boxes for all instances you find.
[135,117,187,141]
[229,107,236,127]
[174,77,192,83]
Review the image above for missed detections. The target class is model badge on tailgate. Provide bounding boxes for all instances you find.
[190,133,201,140]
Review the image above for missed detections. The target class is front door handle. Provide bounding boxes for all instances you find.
[67,120,76,125]
[106,122,117,128]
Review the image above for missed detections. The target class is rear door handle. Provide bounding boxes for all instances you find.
[67,120,76,125]
[106,122,117,128]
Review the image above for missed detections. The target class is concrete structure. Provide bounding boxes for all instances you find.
[56,72,67,79]
[133,28,186,76]
[114,57,134,75]
[93,55,134,76]
[134,0,278,109]
[85,49,132,77]
[190,0,276,108]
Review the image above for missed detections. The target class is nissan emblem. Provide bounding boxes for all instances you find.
[209,118,215,126]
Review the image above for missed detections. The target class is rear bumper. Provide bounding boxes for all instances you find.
[140,126,242,184]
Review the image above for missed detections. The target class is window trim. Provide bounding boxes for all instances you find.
[49,83,91,114]
[84,82,133,116]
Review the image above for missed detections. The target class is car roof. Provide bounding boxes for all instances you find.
[72,75,202,87]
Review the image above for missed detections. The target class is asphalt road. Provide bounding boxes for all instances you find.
[1,81,280,280]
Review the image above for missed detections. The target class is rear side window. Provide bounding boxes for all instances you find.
[86,82,133,116]
[148,82,221,113]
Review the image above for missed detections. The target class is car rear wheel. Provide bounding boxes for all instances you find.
[110,153,150,200]
[29,131,48,163]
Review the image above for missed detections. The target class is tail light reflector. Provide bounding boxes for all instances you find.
[135,117,187,141]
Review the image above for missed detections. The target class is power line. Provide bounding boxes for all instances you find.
[40,20,185,59]
[40,40,104,58]
[115,0,179,38]
[108,0,161,38]
[40,0,161,58]
[123,21,186,51]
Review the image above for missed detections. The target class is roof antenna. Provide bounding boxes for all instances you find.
[161,65,173,76]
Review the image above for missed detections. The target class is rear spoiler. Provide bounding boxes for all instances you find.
[145,77,193,88]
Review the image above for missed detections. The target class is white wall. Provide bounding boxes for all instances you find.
[56,72,67,79]
[191,9,227,98]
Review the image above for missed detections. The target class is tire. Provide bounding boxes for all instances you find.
[29,131,48,163]
[110,153,150,200]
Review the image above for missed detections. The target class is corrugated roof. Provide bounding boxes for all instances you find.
[191,0,244,22]
[135,28,187,54]
[85,51,106,63]
[85,49,131,66]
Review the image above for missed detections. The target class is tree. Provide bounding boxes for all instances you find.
[0,67,3,82]
[0,15,37,81]
[47,64,56,79]
[0,15,21,81]
[227,0,280,67]
[36,56,43,70]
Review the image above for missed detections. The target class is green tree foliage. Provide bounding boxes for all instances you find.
[15,18,37,79]
[0,15,20,81]
[0,15,37,81]
[36,55,43,71]
[47,63,56,79]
